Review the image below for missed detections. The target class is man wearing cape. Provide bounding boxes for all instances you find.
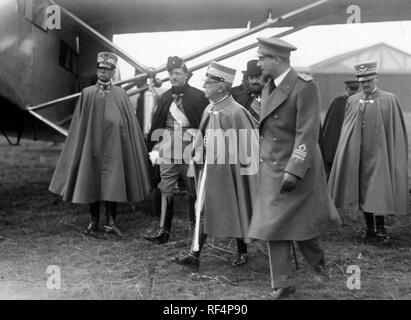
[329,61,408,241]
[172,61,259,269]
[49,52,150,237]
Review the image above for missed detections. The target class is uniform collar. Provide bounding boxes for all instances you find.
[97,80,112,91]
[361,87,380,101]
[274,67,291,87]
[209,95,233,112]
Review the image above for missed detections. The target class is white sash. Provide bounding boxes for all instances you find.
[169,101,190,127]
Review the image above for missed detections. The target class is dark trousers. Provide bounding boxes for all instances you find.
[268,238,324,289]
[363,212,385,231]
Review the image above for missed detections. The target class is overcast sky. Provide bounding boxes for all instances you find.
[114,21,411,89]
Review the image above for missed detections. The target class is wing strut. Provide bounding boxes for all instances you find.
[28,0,332,137]
[48,0,148,73]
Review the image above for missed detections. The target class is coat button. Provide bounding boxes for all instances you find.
[274,115,278,119]
[260,136,263,141]
[273,137,278,142]
[260,158,264,162]
[273,161,278,165]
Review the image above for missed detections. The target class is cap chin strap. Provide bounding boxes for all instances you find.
[98,79,111,84]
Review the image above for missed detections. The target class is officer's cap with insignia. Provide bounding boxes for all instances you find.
[97,52,118,70]
[354,61,378,82]
[167,56,188,73]
[257,37,297,59]
[204,61,236,84]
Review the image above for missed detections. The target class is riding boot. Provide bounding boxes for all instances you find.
[375,215,388,240]
[104,202,125,237]
[232,238,248,266]
[362,212,376,239]
[84,202,100,235]
[144,195,173,243]
[151,187,161,217]
[172,224,207,269]
[188,195,196,232]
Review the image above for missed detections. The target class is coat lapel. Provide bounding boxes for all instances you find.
[259,69,298,124]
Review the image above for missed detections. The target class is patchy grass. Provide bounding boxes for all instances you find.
[0,136,410,300]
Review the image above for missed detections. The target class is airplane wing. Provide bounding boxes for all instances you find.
[2,0,411,143]
[56,0,411,33]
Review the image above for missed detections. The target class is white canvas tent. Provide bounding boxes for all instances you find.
[301,43,411,113]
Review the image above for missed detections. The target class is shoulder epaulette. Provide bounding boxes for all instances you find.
[297,73,313,82]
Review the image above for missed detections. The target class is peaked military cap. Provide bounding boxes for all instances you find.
[257,37,297,58]
[204,61,236,84]
[354,61,378,82]
[97,52,118,70]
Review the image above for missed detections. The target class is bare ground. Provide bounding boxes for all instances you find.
[0,136,410,300]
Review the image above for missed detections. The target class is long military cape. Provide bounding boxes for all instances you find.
[329,89,408,216]
[49,84,150,204]
[192,96,259,242]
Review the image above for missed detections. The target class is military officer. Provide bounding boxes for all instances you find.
[172,61,259,270]
[144,56,209,244]
[329,61,408,242]
[248,37,342,299]
[49,52,150,237]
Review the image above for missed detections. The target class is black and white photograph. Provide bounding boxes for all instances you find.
[0,0,410,303]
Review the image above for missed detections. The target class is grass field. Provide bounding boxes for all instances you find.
[1,118,411,300]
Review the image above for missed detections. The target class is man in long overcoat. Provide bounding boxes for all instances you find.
[328,61,408,241]
[49,52,150,237]
[248,38,342,299]
[172,61,259,269]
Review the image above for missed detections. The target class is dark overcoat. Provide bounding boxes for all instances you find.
[320,94,348,174]
[147,83,208,151]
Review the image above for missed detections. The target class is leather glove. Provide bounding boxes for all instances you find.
[280,172,298,193]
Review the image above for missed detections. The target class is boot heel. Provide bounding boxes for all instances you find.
[144,228,170,244]
[172,253,200,269]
